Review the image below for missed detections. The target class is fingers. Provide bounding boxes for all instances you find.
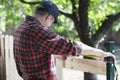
[54,55,67,60]
[102,52,116,64]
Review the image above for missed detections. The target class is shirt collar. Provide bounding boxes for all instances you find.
[25,15,41,25]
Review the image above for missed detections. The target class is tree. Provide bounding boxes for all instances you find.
[0,0,120,80]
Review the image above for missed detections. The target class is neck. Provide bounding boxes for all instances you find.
[34,15,46,27]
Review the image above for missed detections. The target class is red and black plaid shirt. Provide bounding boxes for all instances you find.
[14,15,81,80]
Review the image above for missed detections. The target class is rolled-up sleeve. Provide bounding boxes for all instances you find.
[36,27,81,57]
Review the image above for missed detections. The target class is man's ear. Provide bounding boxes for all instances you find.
[45,14,50,21]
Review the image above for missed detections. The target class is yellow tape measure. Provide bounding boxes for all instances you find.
[81,54,101,59]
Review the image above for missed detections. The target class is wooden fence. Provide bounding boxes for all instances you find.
[0,35,22,80]
[55,57,106,80]
[0,35,116,80]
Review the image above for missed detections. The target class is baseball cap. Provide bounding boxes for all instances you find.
[39,1,59,24]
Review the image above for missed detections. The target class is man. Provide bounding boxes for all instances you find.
[14,1,115,80]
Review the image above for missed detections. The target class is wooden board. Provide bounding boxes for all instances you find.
[0,35,6,80]
[55,56,106,80]
[5,35,22,80]
[64,57,106,75]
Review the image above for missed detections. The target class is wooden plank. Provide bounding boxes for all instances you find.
[5,35,10,80]
[0,35,6,80]
[5,35,22,80]
[55,56,106,80]
[64,57,106,75]
[0,35,3,80]
[9,36,22,80]
[54,55,64,80]
[56,58,64,80]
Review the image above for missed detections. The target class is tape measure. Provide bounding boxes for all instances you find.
[80,54,102,59]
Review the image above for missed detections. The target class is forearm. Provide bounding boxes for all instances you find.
[75,41,112,58]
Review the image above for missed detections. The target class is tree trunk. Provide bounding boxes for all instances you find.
[78,0,97,80]
[84,73,98,80]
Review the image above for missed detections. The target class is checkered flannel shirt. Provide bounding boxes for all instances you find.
[14,15,81,80]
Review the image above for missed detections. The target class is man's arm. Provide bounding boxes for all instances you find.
[75,41,116,61]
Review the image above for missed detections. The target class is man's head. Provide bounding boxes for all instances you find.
[34,1,59,27]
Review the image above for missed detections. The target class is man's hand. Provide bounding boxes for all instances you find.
[101,52,116,63]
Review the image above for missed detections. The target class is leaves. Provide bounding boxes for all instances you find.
[89,0,120,33]
[0,0,120,43]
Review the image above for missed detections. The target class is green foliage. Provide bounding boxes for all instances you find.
[0,0,37,34]
[52,0,80,40]
[0,0,120,40]
[51,14,78,41]
[54,0,72,13]
[89,0,120,34]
